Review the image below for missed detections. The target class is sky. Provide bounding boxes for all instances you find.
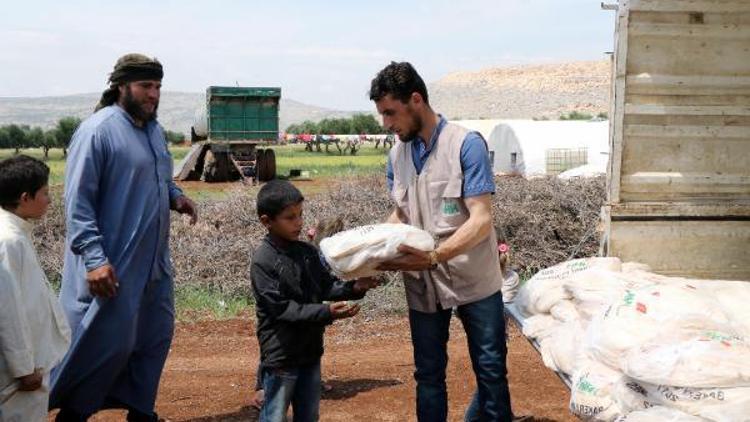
[0,0,616,110]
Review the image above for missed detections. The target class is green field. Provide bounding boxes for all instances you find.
[272,144,388,177]
[0,149,69,185]
[0,144,389,189]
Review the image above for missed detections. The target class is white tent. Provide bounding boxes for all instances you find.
[453,119,609,177]
[450,119,505,141]
[557,163,606,179]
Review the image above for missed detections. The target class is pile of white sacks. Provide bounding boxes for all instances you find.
[515,257,750,421]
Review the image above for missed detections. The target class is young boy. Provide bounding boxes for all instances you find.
[251,180,378,422]
[0,155,71,421]
[250,216,346,411]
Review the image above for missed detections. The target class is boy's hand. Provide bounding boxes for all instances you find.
[329,301,360,320]
[87,264,118,298]
[250,389,265,409]
[352,277,382,294]
[17,368,43,391]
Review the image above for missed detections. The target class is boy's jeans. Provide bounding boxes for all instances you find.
[260,361,321,422]
[409,291,513,422]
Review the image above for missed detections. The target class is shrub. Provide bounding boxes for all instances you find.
[35,175,605,315]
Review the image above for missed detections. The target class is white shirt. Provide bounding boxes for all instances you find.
[0,207,70,382]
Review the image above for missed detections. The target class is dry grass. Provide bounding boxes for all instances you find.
[492,175,605,276]
[33,175,605,315]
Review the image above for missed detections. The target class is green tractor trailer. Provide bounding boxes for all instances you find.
[173,86,280,182]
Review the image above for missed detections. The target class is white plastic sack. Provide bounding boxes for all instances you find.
[620,268,676,286]
[564,269,654,322]
[569,357,627,421]
[516,257,622,317]
[615,378,750,422]
[541,320,585,375]
[652,278,750,338]
[585,284,730,370]
[623,328,750,388]
[621,262,652,274]
[549,300,580,323]
[514,277,568,317]
[521,314,560,341]
[319,223,435,280]
[704,281,750,338]
[613,378,659,414]
[532,257,622,282]
[615,406,708,422]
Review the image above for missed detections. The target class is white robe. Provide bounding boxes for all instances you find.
[0,208,70,421]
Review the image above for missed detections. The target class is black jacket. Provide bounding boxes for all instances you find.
[251,235,364,368]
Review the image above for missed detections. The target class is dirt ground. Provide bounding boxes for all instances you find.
[70,315,575,422]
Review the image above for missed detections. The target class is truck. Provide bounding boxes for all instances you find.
[174,86,281,182]
[601,0,750,280]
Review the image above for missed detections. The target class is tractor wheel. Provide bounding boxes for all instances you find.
[265,149,277,180]
[256,149,268,181]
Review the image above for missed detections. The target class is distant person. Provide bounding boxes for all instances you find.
[250,180,379,422]
[49,53,198,421]
[384,133,395,149]
[0,156,71,421]
[371,61,515,421]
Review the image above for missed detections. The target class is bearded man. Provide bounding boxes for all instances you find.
[49,53,197,421]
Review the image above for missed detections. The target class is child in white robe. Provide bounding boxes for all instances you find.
[0,155,70,421]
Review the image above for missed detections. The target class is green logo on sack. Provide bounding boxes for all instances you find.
[568,261,588,271]
[623,291,635,306]
[576,377,596,394]
[442,199,460,216]
[701,331,739,346]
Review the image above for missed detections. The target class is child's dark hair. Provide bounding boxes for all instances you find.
[309,217,345,247]
[256,179,304,219]
[0,155,50,210]
[369,61,429,105]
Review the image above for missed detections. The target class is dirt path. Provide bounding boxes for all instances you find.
[71,316,575,421]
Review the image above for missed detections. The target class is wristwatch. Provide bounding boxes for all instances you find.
[428,250,440,268]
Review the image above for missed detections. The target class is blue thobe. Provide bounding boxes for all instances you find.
[49,105,184,415]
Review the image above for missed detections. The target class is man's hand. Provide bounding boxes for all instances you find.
[376,245,434,272]
[87,264,118,298]
[173,195,198,225]
[17,368,43,391]
[329,301,360,320]
[352,277,382,294]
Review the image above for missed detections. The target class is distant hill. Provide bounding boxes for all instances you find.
[429,60,610,120]
[0,60,612,132]
[0,92,364,134]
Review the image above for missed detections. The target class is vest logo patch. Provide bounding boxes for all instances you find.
[442,199,460,216]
